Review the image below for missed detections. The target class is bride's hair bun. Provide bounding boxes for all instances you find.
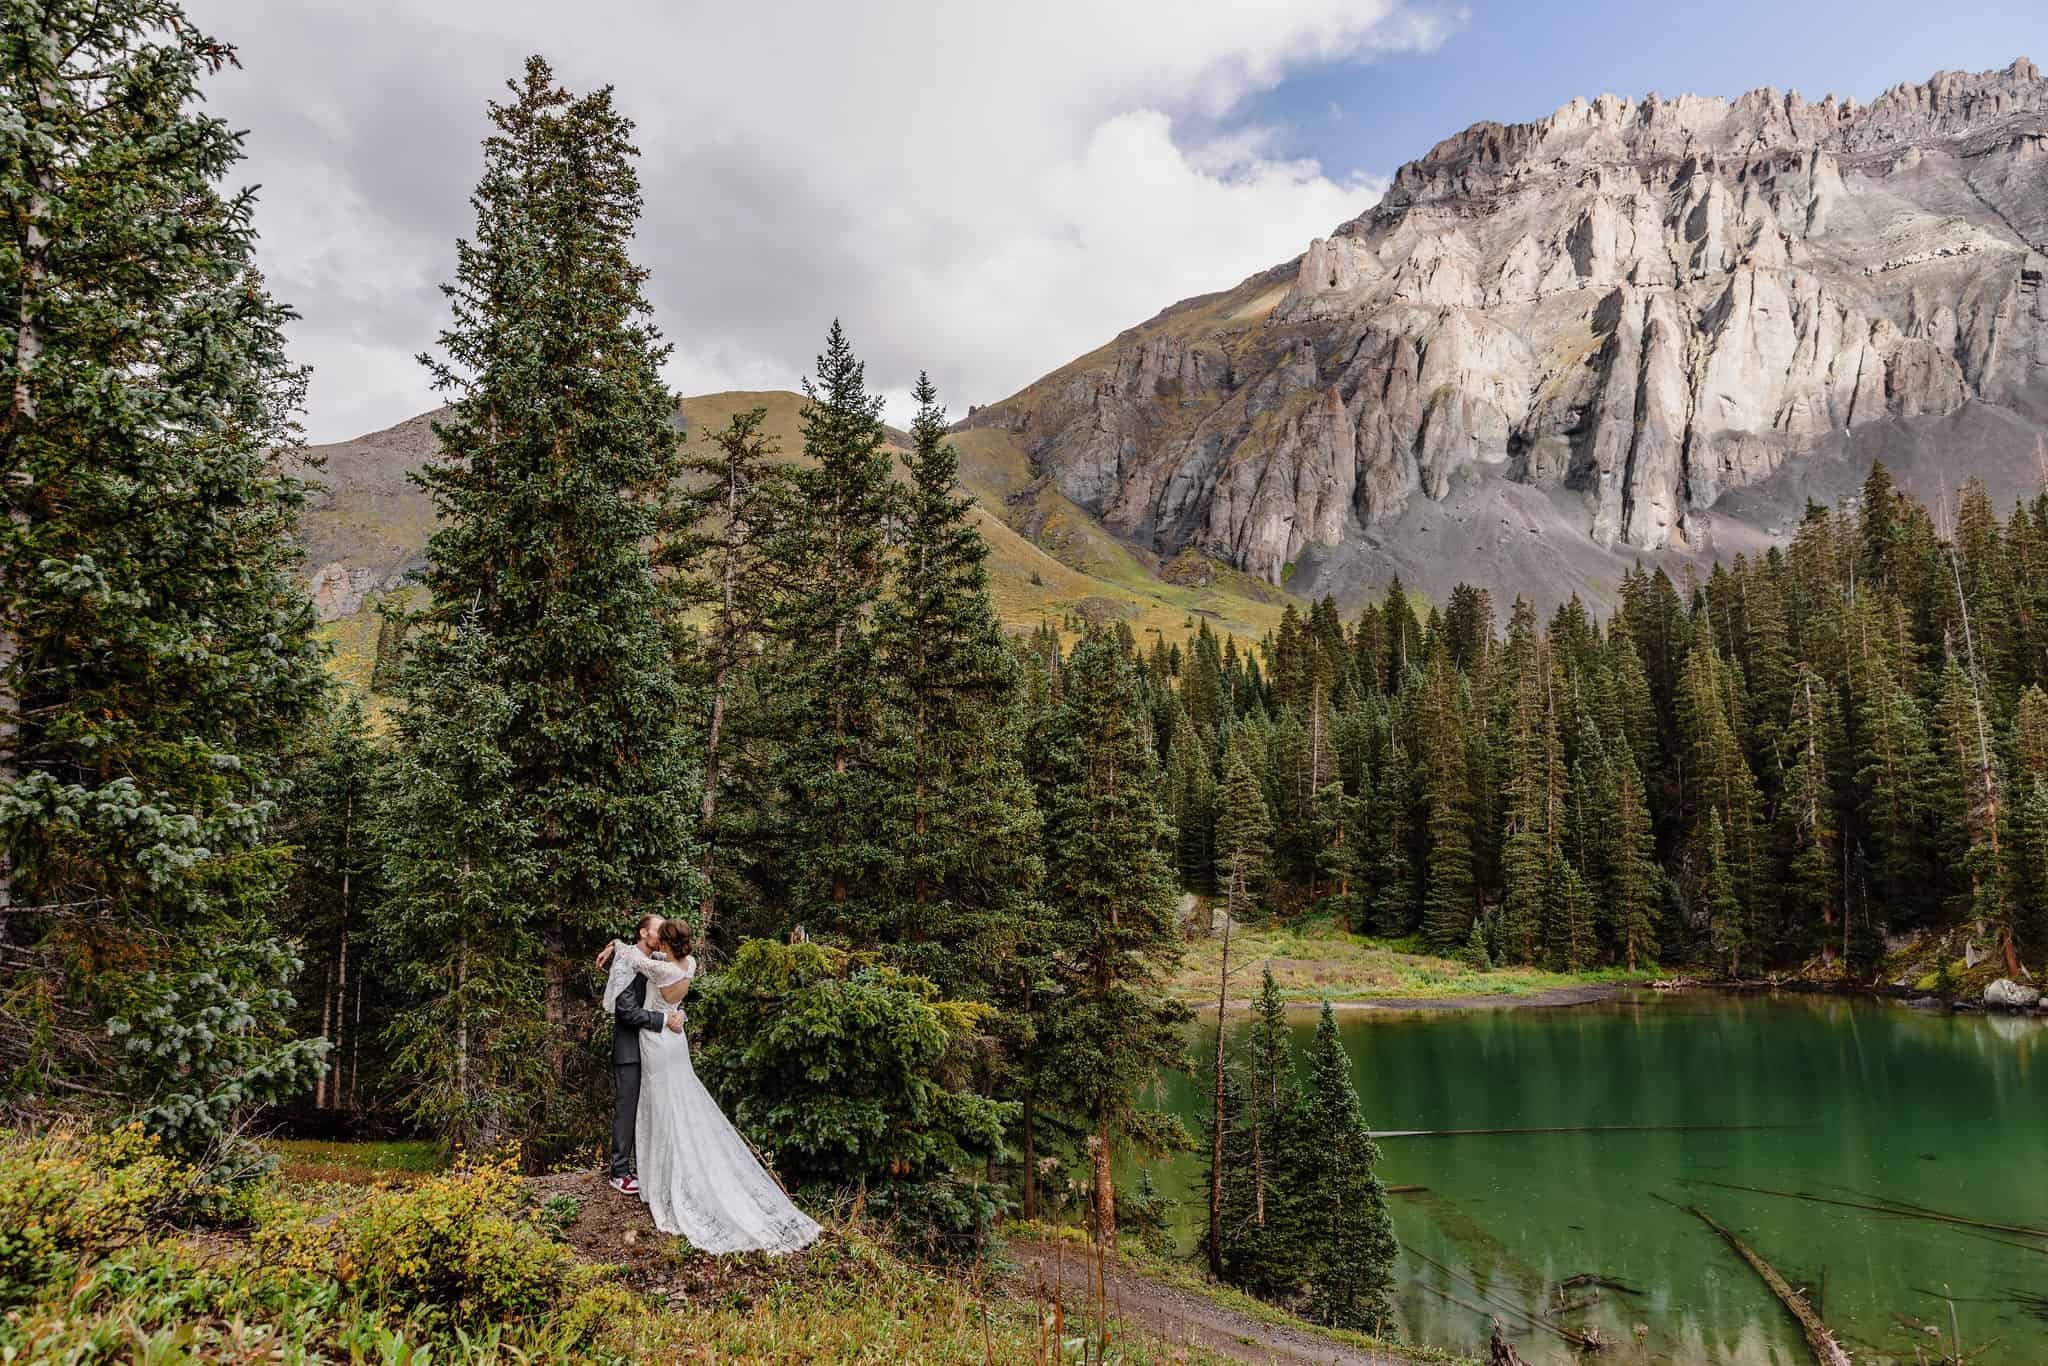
[656,917,694,959]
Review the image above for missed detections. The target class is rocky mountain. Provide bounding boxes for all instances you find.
[965,59,2048,611]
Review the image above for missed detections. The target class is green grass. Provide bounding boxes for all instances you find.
[4,1140,1219,1365]
[1168,917,1660,1006]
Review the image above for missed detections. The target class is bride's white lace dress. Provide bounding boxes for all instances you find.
[603,944,821,1255]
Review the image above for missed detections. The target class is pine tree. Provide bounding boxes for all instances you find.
[0,0,329,1144]
[769,322,898,942]
[1216,966,1305,1293]
[395,58,699,1146]
[1702,810,1746,976]
[2007,776,2048,972]
[667,406,791,943]
[1849,647,1938,938]
[1293,1004,1398,1334]
[1462,917,1492,970]
[1932,653,2013,970]
[1415,647,1476,946]
[1496,600,1561,963]
[1608,755,1660,970]
[1540,853,1596,972]
[287,696,383,1113]
[1367,727,1422,936]
[1040,631,1191,1243]
[1163,703,1217,888]
[872,373,1043,997]
[376,619,545,1149]
[1215,753,1274,924]
[2007,688,2048,968]
[1383,577,1420,691]
[1778,666,1839,962]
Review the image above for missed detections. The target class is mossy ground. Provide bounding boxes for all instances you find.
[1166,911,1659,1007]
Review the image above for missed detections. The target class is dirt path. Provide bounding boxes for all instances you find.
[1004,1239,1421,1365]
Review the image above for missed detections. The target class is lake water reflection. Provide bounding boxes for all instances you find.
[1137,992,2047,1363]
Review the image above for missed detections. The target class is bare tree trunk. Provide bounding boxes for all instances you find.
[314,967,333,1109]
[333,792,352,1110]
[349,962,364,1109]
[697,460,744,940]
[543,922,567,1092]
[2,56,55,931]
[1092,1112,1116,1246]
[1207,893,1232,1276]
[1021,1090,1037,1221]
[455,929,471,1137]
[697,661,729,931]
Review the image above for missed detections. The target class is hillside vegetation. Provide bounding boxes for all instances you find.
[304,389,1287,695]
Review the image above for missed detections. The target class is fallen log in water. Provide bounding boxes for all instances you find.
[1675,1200,1851,1366]
[1560,1273,1646,1297]
[1403,1245,1591,1349]
[1372,1122,1805,1139]
[1681,1177,2048,1241]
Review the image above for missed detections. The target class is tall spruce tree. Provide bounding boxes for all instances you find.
[1415,645,1476,946]
[390,59,699,1148]
[376,619,544,1149]
[1216,966,1306,1296]
[286,696,383,1113]
[667,406,791,944]
[872,373,1043,998]
[1214,752,1274,924]
[769,322,897,942]
[1292,1003,1398,1334]
[1608,755,1660,970]
[1702,810,1746,975]
[0,0,329,1144]
[1040,630,1190,1242]
[1778,665,1840,960]
[1496,599,1562,963]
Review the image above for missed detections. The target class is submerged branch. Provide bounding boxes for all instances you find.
[1680,1178,2048,1241]
[1373,1122,1807,1139]
[1667,1198,1851,1366]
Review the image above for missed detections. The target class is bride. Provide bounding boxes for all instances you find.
[598,920,821,1255]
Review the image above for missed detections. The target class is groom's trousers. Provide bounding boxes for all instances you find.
[611,1060,642,1178]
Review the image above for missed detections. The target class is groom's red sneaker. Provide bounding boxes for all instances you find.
[608,1175,639,1195]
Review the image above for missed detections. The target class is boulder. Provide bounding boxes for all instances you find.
[1983,978,2042,1010]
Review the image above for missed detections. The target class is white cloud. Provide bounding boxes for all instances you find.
[185,0,1452,440]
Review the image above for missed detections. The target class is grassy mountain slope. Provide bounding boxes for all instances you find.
[300,390,1286,691]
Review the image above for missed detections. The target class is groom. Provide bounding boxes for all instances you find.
[608,912,684,1195]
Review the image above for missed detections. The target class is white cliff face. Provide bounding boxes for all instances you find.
[970,59,2048,583]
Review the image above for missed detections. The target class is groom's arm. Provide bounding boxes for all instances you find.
[614,989,669,1034]
[614,999,663,1032]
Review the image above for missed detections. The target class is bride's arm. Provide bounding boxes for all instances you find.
[611,941,665,978]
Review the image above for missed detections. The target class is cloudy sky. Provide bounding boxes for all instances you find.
[185,0,2045,443]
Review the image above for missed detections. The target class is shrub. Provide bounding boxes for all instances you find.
[255,1157,577,1332]
[1119,1169,1177,1258]
[0,1126,184,1306]
[691,939,1015,1260]
[535,1191,582,1240]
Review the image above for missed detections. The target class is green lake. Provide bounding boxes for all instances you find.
[1137,992,2048,1364]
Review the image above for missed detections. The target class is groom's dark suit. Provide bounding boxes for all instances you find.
[610,955,671,1181]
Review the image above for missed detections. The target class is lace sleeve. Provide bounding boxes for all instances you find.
[601,941,685,1012]
[601,945,640,1014]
